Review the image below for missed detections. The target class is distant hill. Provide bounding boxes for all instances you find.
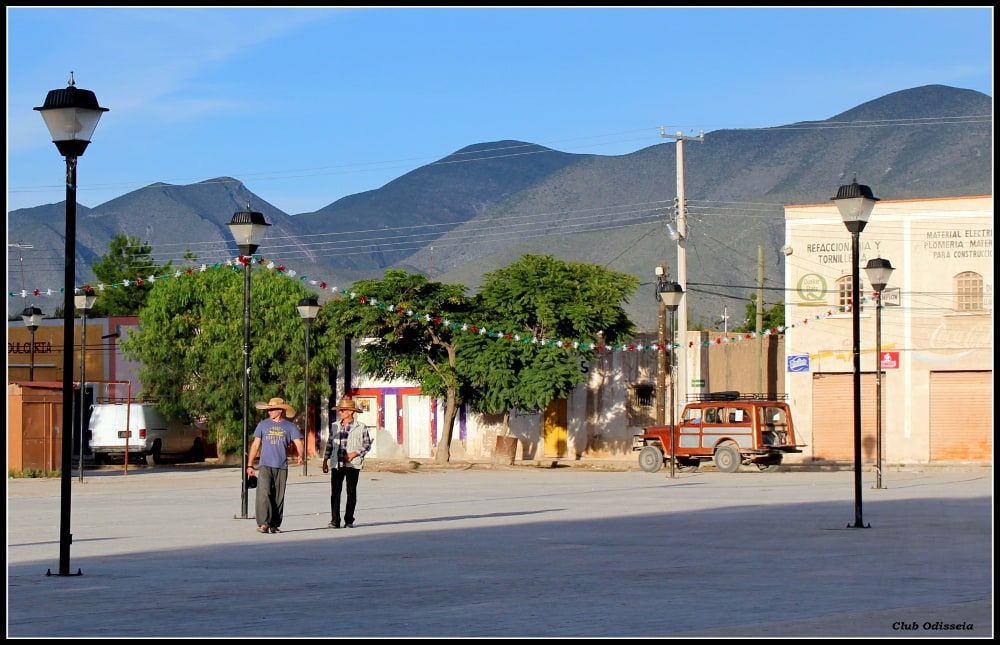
[7,84,992,331]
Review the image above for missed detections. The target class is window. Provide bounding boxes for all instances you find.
[628,383,656,427]
[837,275,862,313]
[955,271,984,311]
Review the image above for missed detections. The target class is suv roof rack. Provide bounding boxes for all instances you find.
[690,392,788,402]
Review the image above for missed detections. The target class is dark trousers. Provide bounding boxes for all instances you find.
[330,467,361,525]
[255,466,288,529]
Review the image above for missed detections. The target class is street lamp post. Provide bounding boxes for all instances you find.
[833,178,879,529]
[22,306,44,381]
[297,297,320,476]
[227,204,271,520]
[75,287,97,483]
[658,280,684,479]
[654,264,668,425]
[35,73,108,576]
[865,258,894,490]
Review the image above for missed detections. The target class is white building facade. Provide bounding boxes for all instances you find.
[782,194,992,465]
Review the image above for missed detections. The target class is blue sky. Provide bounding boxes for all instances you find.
[6,7,993,215]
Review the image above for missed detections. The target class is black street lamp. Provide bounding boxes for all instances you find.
[297,297,320,476]
[21,305,44,381]
[227,204,271,520]
[865,257,895,490]
[832,178,879,529]
[658,280,684,479]
[35,73,108,577]
[74,287,97,483]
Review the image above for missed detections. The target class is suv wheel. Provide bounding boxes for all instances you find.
[713,444,741,473]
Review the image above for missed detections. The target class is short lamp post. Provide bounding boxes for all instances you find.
[865,257,894,490]
[658,280,684,479]
[297,297,320,476]
[35,73,108,576]
[22,305,44,381]
[227,204,271,520]
[833,178,879,529]
[75,287,97,483]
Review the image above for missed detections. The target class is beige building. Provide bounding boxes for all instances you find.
[783,194,993,465]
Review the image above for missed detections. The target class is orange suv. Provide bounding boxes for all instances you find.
[633,392,805,473]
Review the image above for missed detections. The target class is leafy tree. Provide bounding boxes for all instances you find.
[460,255,638,429]
[731,293,785,334]
[324,270,473,464]
[119,264,338,457]
[89,233,175,316]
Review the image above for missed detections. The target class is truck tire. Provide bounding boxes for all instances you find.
[638,445,664,473]
[713,443,741,473]
[151,441,164,464]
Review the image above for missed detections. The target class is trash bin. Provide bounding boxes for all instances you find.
[492,435,518,466]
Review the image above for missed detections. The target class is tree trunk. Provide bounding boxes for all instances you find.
[434,385,457,464]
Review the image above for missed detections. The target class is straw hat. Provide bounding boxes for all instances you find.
[254,397,297,418]
[332,395,363,413]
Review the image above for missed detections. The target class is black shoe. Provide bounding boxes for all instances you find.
[345,522,355,528]
[327,521,340,529]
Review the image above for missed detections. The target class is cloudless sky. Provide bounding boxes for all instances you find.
[6,7,993,215]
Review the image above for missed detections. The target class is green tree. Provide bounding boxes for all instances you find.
[324,270,473,464]
[119,265,338,457]
[460,255,638,429]
[89,233,175,316]
[731,294,785,334]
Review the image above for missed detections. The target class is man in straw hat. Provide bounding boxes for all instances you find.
[247,397,304,534]
[322,394,372,529]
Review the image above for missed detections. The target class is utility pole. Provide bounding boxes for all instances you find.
[756,245,765,395]
[655,262,668,425]
[660,128,704,416]
[8,241,33,293]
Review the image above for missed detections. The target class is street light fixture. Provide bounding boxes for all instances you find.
[865,257,894,490]
[658,280,684,479]
[227,203,271,520]
[297,297,320,476]
[35,73,108,577]
[21,306,44,381]
[832,177,879,529]
[74,287,97,483]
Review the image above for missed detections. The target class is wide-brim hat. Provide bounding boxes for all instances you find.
[254,397,297,418]
[333,395,363,413]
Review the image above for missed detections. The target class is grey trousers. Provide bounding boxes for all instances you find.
[255,466,289,528]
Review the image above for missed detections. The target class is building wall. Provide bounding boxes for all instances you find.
[783,194,993,465]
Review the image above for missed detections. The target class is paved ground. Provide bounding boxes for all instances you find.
[6,459,993,638]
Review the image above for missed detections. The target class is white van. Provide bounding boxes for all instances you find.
[87,402,206,465]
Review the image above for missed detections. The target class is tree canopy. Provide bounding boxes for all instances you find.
[89,233,175,317]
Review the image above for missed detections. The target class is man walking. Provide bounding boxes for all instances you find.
[247,397,304,534]
[323,395,372,529]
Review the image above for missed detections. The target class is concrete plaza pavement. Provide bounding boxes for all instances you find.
[6,459,993,638]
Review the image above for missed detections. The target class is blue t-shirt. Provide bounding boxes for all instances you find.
[253,418,303,469]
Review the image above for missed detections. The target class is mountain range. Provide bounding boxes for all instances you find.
[7,84,992,331]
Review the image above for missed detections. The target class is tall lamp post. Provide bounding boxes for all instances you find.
[654,264,668,425]
[35,74,108,577]
[22,306,44,381]
[832,178,879,529]
[658,280,684,479]
[865,258,894,490]
[75,287,97,483]
[297,297,320,476]
[227,204,271,520]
